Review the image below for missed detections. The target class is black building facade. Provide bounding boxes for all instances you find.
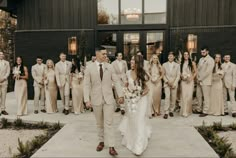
[1,0,236,98]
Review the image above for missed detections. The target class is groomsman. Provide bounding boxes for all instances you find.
[111,52,128,115]
[32,56,46,114]
[86,56,96,67]
[0,51,10,115]
[196,46,215,117]
[55,52,72,115]
[222,55,236,117]
[162,52,180,119]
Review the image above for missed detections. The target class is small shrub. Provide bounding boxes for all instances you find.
[1,117,8,128]
[13,118,24,128]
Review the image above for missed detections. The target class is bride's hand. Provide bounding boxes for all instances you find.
[142,88,149,96]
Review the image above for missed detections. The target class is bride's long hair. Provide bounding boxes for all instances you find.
[134,55,149,90]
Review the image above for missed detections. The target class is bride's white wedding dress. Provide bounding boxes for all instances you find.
[119,70,152,155]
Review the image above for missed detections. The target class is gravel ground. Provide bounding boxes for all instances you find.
[218,131,236,153]
[0,129,46,157]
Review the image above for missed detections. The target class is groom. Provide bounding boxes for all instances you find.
[84,46,124,156]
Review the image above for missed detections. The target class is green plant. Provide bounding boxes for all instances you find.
[1,117,8,128]
[197,122,236,158]
[229,123,236,130]
[13,118,24,128]
[15,138,31,158]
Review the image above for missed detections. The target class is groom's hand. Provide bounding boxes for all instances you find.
[86,101,92,108]
[118,97,124,104]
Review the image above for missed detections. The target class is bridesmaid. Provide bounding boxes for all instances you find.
[209,54,224,116]
[13,56,28,116]
[148,54,163,117]
[70,57,84,115]
[44,59,58,113]
[179,52,197,117]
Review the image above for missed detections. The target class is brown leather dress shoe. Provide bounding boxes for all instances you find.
[199,113,208,117]
[1,111,8,115]
[109,147,118,156]
[232,113,236,117]
[163,114,168,119]
[64,110,69,115]
[121,110,125,115]
[115,108,121,113]
[96,142,104,151]
[41,109,46,113]
[34,110,38,114]
[169,112,174,117]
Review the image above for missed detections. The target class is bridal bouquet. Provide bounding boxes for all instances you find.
[13,67,21,80]
[124,84,143,113]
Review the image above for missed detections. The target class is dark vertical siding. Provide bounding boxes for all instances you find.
[16,0,97,30]
[169,0,236,27]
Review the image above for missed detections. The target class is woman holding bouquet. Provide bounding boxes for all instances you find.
[208,54,224,115]
[119,55,151,156]
[44,59,58,113]
[148,54,163,117]
[180,52,197,117]
[70,57,84,114]
[13,56,28,116]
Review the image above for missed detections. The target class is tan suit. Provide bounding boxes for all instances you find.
[0,60,10,112]
[32,63,46,111]
[84,62,123,147]
[222,62,236,113]
[163,61,180,114]
[196,55,215,114]
[55,60,72,110]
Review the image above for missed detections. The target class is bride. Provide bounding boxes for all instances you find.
[119,55,152,156]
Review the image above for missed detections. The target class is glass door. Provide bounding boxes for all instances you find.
[123,32,140,66]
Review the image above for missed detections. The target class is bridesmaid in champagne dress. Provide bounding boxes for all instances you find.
[44,59,58,113]
[148,54,163,117]
[70,57,84,115]
[13,56,28,116]
[180,52,197,117]
[209,54,224,115]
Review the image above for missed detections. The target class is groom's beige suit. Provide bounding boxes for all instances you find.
[84,61,123,147]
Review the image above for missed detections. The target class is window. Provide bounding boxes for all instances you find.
[121,0,142,24]
[144,0,167,24]
[123,33,140,65]
[97,0,167,25]
[97,0,119,24]
[146,32,164,60]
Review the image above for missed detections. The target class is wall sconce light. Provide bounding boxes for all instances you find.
[68,36,77,55]
[187,34,197,53]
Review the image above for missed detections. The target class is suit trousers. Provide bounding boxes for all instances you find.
[223,87,236,113]
[59,82,70,110]
[196,84,211,114]
[0,84,7,111]
[93,99,115,147]
[34,86,45,111]
[164,86,177,114]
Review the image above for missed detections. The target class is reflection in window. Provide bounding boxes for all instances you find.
[144,0,167,24]
[146,32,164,60]
[123,33,140,66]
[121,0,142,24]
[97,32,117,60]
[97,0,119,24]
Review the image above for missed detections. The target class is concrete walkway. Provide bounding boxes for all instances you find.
[2,92,235,157]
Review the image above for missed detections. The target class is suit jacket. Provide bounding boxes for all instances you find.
[197,55,215,86]
[162,61,180,88]
[0,60,10,85]
[222,62,236,88]
[32,63,47,87]
[55,60,72,87]
[111,60,128,84]
[83,62,123,106]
